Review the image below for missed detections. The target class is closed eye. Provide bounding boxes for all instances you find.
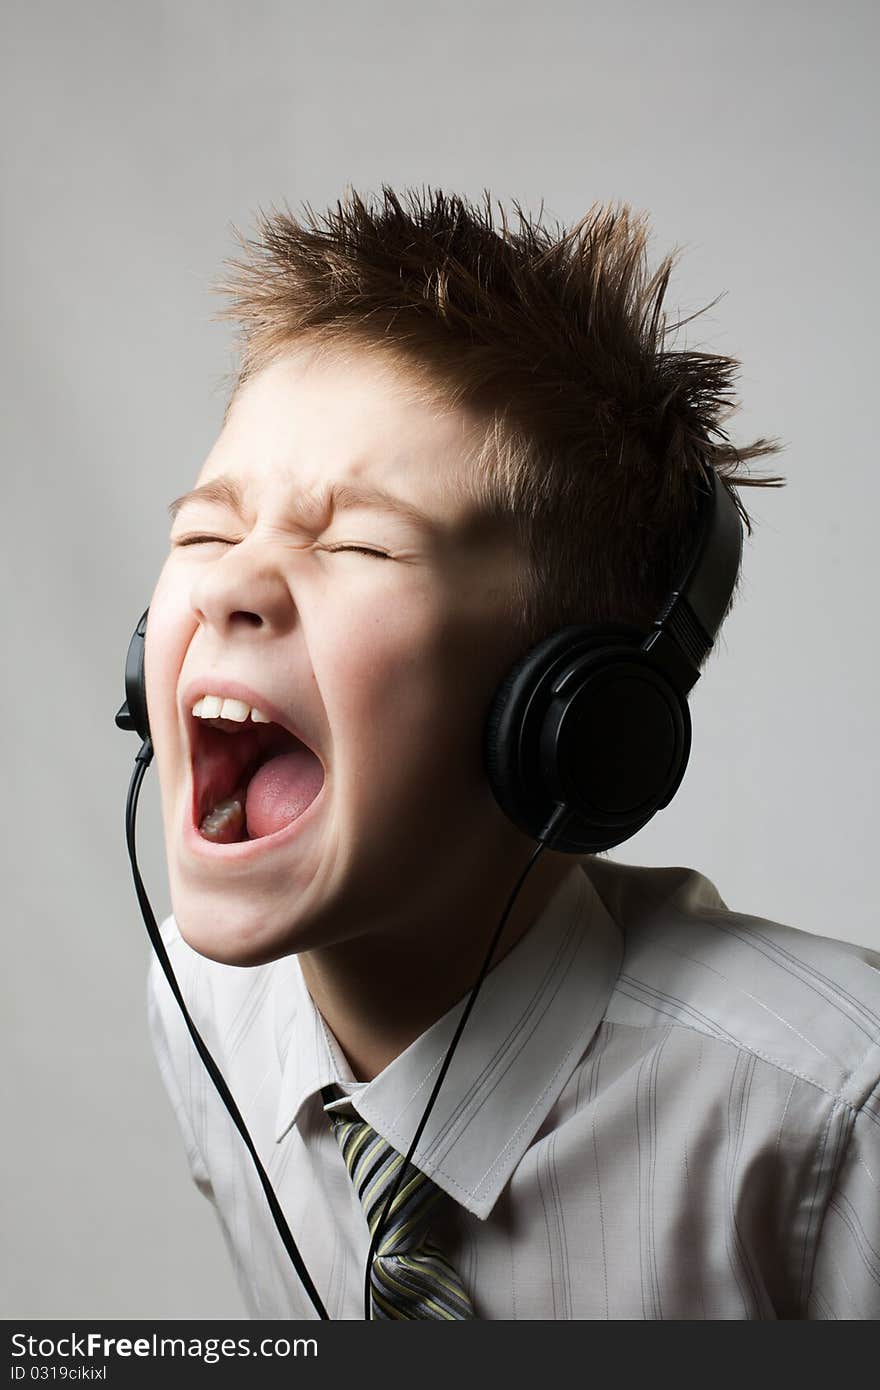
[323,544,390,559]
[171,536,390,559]
[172,535,233,546]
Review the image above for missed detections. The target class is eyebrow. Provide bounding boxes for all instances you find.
[167,473,437,531]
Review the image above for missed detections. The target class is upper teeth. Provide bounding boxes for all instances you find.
[192,695,272,723]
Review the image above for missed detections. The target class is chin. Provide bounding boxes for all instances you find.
[169,889,302,968]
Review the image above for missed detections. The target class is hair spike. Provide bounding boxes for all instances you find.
[209,185,785,655]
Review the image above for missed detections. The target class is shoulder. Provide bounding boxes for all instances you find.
[584,857,880,1108]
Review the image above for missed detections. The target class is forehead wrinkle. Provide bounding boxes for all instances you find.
[167,472,438,531]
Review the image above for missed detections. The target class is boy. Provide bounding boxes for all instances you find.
[142,186,880,1319]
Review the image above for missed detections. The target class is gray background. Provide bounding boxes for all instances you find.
[3,0,877,1320]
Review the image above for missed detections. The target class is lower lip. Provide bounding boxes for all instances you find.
[181,776,327,863]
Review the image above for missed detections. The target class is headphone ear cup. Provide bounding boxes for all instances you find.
[484,621,692,854]
[115,608,151,744]
[485,623,635,850]
[485,626,579,839]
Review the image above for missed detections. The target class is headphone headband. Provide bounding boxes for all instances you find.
[642,466,742,691]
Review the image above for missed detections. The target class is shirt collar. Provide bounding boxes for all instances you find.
[272,861,622,1219]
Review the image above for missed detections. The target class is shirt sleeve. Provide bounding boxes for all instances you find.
[146,946,215,1201]
[805,1079,880,1319]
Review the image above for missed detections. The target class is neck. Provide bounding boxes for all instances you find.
[298,848,576,1082]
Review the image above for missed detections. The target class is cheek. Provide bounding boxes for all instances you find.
[322,597,484,762]
[144,562,196,754]
[321,604,430,743]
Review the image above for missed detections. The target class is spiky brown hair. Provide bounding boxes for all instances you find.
[210,184,785,658]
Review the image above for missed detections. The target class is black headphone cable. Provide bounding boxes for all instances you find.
[123,735,575,1321]
[125,737,330,1318]
[357,797,573,1319]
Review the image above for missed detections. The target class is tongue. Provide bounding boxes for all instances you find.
[245,747,324,839]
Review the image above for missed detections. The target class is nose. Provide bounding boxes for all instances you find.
[189,537,297,638]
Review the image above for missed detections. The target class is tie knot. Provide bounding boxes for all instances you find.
[324,1095,444,1256]
[319,1085,476,1318]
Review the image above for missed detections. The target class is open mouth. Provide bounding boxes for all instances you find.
[190,716,325,844]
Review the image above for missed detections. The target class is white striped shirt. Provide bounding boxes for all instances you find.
[147,857,880,1319]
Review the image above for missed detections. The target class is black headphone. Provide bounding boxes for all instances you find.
[117,461,741,1317]
[118,462,740,854]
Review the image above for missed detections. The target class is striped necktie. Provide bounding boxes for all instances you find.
[321,1087,476,1320]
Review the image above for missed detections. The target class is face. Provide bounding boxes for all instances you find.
[145,341,537,966]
